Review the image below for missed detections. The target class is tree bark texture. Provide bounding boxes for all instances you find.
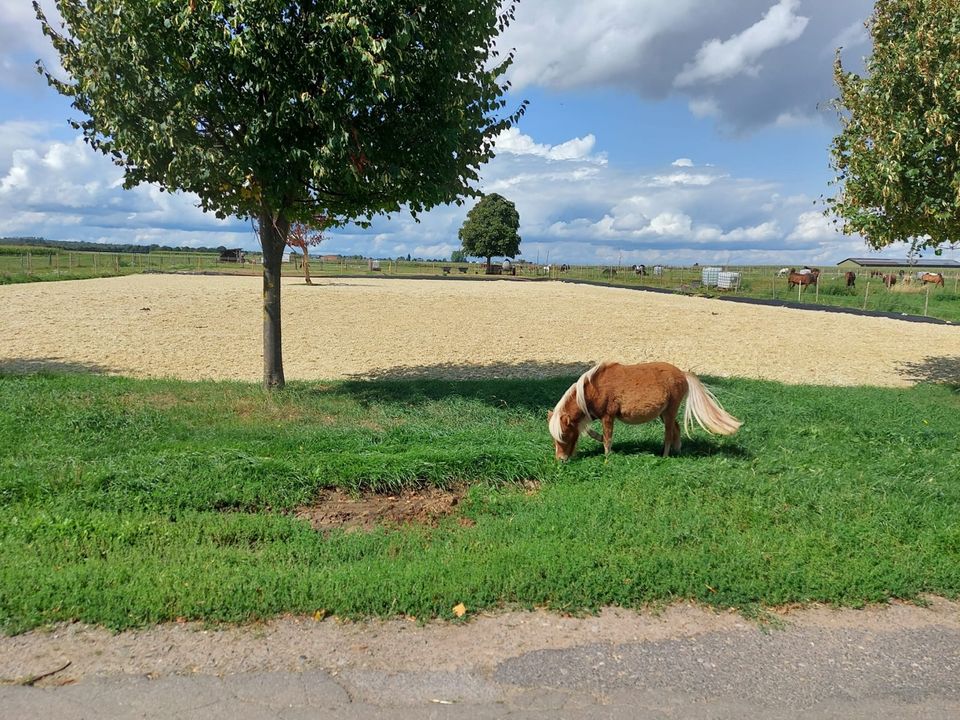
[259,206,290,390]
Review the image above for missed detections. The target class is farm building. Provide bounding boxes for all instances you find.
[837,257,960,269]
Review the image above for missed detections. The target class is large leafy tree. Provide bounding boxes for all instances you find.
[827,0,960,255]
[34,0,525,388]
[458,192,521,270]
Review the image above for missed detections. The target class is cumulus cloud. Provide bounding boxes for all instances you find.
[0,128,248,245]
[674,0,809,87]
[494,128,606,163]
[499,0,873,131]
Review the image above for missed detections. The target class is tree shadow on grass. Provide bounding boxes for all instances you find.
[306,360,747,417]
[575,436,752,461]
[329,360,599,414]
[0,357,110,376]
[896,355,960,388]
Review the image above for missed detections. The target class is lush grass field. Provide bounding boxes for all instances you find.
[1,372,958,634]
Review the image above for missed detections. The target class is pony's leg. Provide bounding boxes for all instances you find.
[601,416,615,456]
[661,400,682,457]
[586,428,603,443]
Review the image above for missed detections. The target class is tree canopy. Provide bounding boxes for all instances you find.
[34,0,525,388]
[827,0,960,254]
[458,192,521,267]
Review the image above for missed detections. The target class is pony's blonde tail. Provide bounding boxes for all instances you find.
[682,372,742,437]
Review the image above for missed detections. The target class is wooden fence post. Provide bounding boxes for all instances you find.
[863,281,870,310]
[924,284,930,317]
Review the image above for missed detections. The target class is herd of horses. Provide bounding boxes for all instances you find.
[778,267,946,290]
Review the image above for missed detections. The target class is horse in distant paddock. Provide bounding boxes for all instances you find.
[883,273,897,288]
[920,272,944,286]
[787,268,820,289]
[844,271,856,288]
[547,362,741,460]
[776,267,790,277]
[870,270,885,278]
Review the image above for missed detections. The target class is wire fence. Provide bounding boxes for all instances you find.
[2,252,958,322]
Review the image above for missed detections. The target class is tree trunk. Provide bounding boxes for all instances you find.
[303,252,312,285]
[486,256,491,273]
[259,205,290,390]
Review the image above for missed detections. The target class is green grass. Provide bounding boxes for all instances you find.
[1,372,959,633]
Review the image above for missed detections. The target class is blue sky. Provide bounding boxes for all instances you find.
[2,0,953,265]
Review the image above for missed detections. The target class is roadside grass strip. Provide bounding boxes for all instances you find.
[1,373,958,633]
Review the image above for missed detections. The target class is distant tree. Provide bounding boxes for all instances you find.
[35,0,525,389]
[827,0,960,255]
[450,249,467,263]
[458,193,521,270]
[285,218,326,285]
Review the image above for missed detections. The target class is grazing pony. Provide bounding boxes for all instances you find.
[883,273,897,287]
[787,268,820,289]
[921,272,944,286]
[844,271,856,288]
[547,362,741,460]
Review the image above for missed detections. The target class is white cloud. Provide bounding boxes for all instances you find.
[494,128,606,163]
[674,0,809,87]
[688,97,720,118]
[671,158,694,167]
[650,172,726,187]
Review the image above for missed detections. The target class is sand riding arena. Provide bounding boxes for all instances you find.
[1,274,958,387]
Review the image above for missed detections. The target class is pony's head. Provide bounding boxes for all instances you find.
[547,408,580,461]
[547,365,601,460]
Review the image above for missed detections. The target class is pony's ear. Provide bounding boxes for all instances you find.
[546,410,553,421]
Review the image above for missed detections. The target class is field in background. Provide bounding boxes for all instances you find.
[2,245,958,322]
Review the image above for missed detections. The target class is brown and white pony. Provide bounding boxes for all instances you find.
[920,272,944,286]
[547,362,741,460]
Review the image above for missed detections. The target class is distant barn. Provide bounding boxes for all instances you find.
[837,257,960,269]
[218,248,245,263]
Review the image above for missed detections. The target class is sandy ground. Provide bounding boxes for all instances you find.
[1,273,958,386]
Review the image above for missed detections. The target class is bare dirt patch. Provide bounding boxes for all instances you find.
[293,486,469,532]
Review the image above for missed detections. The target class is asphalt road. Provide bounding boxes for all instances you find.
[4,612,959,719]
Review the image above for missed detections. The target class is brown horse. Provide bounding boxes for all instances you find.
[844,271,856,288]
[883,273,897,287]
[547,362,741,460]
[787,268,820,289]
[920,272,944,286]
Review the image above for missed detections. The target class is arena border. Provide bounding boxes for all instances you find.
[557,278,956,326]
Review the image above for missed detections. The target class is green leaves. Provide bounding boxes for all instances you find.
[827,0,960,253]
[33,0,525,226]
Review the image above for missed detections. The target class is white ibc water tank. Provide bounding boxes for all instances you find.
[701,267,722,286]
[717,271,741,290]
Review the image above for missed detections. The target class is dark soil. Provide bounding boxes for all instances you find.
[294,486,469,532]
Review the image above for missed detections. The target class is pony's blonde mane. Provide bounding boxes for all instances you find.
[549,363,605,444]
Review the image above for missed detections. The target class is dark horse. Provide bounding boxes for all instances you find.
[844,271,856,288]
[787,268,820,289]
[548,361,741,459]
